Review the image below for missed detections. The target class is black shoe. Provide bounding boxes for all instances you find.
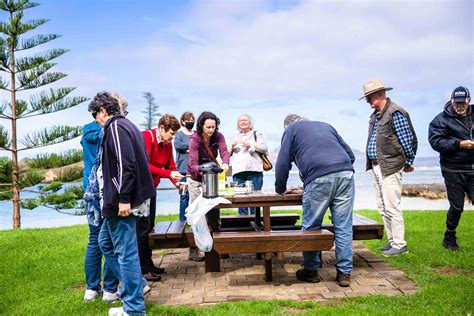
[150,266,166,274]
[296,267,321,283]
[336,270,351,287]
[143,272,161,282]
[442,231,459,251]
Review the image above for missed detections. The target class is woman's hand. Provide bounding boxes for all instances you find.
[221,164,229,174]
[118,203,132,217]
[170,171,184,181]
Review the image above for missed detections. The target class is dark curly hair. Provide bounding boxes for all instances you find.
[88,92,121,117]
[196,111,220,136]
[158,114,180,132]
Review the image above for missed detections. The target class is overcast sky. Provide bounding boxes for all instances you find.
[1,0,473,159]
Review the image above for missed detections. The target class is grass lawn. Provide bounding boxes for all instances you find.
[0,210,473,315]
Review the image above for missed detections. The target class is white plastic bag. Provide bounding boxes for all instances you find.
[185,193,231,252]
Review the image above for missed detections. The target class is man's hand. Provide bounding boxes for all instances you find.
[170,171,184,181]
[118,203,132,217]
[460,140,474,150]
[404,165,414,173]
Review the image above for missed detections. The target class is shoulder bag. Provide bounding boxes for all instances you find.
[253,131,272,171]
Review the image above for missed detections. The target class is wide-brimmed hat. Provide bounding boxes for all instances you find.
[359,80,393,100]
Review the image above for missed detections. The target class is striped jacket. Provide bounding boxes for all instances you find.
[101,115,156,217]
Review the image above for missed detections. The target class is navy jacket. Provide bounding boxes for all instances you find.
[275,120,355,194]
[428,102,474,171]
[101,116,156,217]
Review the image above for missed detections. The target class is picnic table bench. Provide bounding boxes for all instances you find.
[148,192,384,281]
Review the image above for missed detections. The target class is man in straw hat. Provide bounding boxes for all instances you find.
[429,86,474,251]
[360,80,417,257]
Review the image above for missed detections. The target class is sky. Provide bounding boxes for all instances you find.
[1,0,473,159]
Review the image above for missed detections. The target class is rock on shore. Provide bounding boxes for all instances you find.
[402,184,446,199]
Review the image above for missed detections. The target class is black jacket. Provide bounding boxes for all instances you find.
[101,115,156,217]
[428,102,474,171]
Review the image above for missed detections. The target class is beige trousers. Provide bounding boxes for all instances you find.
[372,165,407,249]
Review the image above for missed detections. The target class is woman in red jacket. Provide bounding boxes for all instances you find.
[138,114,183,281]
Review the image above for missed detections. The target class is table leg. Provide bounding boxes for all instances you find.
[205,208,221,272]
[255,206,262,227]
[264,258,273,282]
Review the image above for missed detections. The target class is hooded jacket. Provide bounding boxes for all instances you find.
[428,102,474,171]
[80,121,101,189]
[101,115,156,217]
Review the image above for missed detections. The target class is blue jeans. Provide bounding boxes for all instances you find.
[302,171,354,274]
[84,220,119,292]
[179,177,189,221]
[99,216,145,315]
[233,171,263,215]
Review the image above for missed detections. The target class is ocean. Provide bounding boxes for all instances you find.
[1,156,471,230]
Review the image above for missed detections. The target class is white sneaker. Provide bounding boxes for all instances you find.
[102,291,120,303]
[84,289,100,301]
[108,306,129,316]
[143,284,151,295]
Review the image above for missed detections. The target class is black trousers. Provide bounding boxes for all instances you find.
[136,196,157,274]
[441,170,474,232]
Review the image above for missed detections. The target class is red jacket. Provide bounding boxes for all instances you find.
[142,128,178,187]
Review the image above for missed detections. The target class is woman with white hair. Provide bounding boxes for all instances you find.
[229,114,268,215]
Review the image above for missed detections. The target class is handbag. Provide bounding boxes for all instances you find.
[253,131,273,171]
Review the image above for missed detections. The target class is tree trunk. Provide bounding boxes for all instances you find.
[9,18,20,229]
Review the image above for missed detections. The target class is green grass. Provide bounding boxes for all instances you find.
[24,149,83,169]
[0,210,473,315]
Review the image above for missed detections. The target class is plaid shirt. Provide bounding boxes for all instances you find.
[367,111,415,165]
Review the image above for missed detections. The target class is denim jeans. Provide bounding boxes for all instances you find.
[179,177,189,221]
[99,216,145,315]
[302,171,354,274]
[442,170,474,232]
[84,220,119,292]
[232,171,263,215]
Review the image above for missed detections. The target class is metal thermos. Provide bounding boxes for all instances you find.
[199,162,223,198]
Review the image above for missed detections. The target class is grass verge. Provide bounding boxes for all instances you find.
[0,210,472,315]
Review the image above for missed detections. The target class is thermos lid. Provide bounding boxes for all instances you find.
[199,162,223,173]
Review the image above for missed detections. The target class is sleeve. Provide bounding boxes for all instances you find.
[428,115,461,153]
[188,136,200,176]
[174,131,189,154]
[254,131,268,154]
[217,133,230,164]
[165,145,178,186]
[110,122,137,204]
[335,130,355,164]
[274,129,294,194]
[392,111,416,165]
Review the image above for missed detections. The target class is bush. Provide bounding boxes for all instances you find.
[20,169,45,187]
[25,149,83,169]
[56,166,83,182]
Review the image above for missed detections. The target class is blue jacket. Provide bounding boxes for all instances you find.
[101,115,156,217]
[275,120,355,194]
[81,121,101,189]
[174,130,192,175]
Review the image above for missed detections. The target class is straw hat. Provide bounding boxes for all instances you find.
[359,80,392,100]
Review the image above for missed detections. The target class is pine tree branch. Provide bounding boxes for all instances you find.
[20,125,82,149]
[0,1,40,12]
[17,34,60,51]
[15,49,66,72]
[17,71,67,91]
[0,124,11,148]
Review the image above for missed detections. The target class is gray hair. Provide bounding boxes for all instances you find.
[111,92,128,115]
[237,114,254,131]
[284,114,304,129]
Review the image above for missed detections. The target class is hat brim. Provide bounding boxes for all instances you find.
[452,97,468,103]
[359,87,393,100]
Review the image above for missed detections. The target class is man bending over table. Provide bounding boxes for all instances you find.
[275,114,355,287]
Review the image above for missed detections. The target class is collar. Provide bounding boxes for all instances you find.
[155,129,165,144]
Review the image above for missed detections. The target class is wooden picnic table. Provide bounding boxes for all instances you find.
[206,191,334,281]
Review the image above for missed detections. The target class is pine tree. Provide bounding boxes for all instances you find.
[140,92,161,130]
[0,0,88,229]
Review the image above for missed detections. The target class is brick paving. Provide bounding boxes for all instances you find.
[146,242,418,306]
